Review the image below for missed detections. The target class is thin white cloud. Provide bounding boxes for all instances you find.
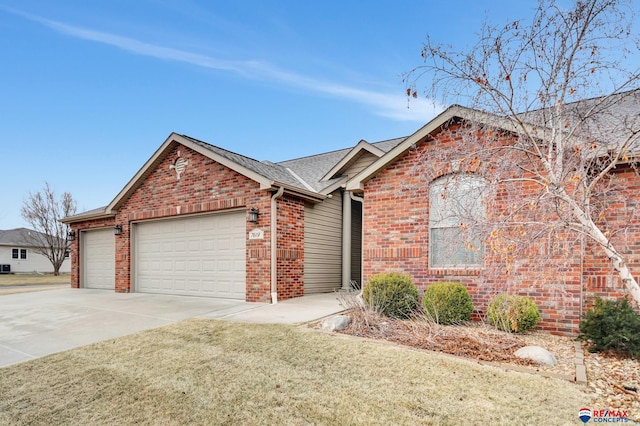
[5,7,443,122]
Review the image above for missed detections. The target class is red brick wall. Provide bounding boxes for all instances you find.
[363,124,589,335]
[67,142,306,302]
[276,195,305,300]
[583,165,640,306]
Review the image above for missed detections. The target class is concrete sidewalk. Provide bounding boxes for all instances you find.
[0,288,345,368]
[215,292,347,324]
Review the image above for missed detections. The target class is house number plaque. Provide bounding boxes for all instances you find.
[249,229,264,240]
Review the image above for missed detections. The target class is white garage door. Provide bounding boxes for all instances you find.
[83,228,115,289]
[135,212,246,299]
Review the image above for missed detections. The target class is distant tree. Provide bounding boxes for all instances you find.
[20,182,77,275]
[404,0,640,304]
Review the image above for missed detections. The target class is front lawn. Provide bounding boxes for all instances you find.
[0,273,70,286]
[0,319,587,425]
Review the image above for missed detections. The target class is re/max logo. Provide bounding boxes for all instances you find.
[592,410,629,418]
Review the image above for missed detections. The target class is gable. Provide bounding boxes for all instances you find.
[107,134,276,213]
[321,140,385,181]
[343,151,381,179]
[63,133,327,224]
[345,105,549,192]
[118,144,262,215]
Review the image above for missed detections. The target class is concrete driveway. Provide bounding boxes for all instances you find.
[0,288,345,368]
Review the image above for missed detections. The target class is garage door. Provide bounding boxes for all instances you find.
[83,228,115,289]
[135,212,246,299]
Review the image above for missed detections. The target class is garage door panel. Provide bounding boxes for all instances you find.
[135,212,246,299]
[83,229,115,289]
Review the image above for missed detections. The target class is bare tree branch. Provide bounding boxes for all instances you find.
[404,0,640,305]
[20,182,77,275]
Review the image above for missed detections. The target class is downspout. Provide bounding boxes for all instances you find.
[271,186,284,304]
[342,189,352,290]
[350,192,364,293]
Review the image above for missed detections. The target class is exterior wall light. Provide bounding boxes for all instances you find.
[114,224,123,235]
[68,230,76,241]
[248,208,260,223]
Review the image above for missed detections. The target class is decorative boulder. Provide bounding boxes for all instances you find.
[321,315,351,331]
[514,345,557,365]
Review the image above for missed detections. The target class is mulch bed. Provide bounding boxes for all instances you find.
[339,311,541,366]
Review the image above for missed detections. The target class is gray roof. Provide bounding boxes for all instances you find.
[69,89,639,221]
[277,137,406,192]
[0,228,49,247]
[180,135,303,188]
[519,89,640,151]
[181,134,406,193]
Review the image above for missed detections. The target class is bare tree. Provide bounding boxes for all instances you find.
[20,182,77,275]
[404,0,640,304]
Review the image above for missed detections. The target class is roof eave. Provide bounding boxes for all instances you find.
[265,181,326,203]
[61,209,116,224]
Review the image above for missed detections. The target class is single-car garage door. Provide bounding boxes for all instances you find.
[134,212,246,299]
[83,228,115,289]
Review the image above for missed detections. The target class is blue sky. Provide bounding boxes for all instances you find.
[0,1,584,228]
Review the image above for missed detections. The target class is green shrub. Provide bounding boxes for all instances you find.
[422,282,474,325]
[363,273,419,319]
[487,294,540,333]
[579,297,640,359]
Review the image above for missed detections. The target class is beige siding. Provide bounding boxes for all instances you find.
[304,191,342,293]
[347,152,379,178]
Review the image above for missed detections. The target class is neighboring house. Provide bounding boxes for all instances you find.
[63,91,639,335]
[0,228,71,274]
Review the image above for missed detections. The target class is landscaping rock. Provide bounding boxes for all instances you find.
[321,315,351,331]
[514,345,557,365]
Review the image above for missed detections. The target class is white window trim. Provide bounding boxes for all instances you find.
[11,248,28,260]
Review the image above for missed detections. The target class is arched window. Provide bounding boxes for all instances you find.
[429,174,486,268]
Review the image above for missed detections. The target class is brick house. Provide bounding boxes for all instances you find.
[347,92,640,335]
[64,92,639,334]
[63,133,404,303]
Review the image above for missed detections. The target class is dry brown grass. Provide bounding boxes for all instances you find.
[0,273,70,286]
[0,319,587,425]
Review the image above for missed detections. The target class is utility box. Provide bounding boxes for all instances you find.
[0,264,10,274]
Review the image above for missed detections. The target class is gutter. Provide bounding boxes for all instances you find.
[60,209,115,224]
[270,186,284,303]
[262,181,325,203]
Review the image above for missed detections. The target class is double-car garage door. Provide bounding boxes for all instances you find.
[82,212,246,299]
[135,212,246,299]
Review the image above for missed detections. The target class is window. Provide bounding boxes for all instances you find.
[11,248,28,260]
[429,174,486,268]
